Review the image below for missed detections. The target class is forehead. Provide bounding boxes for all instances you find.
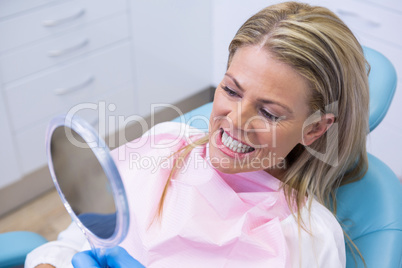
[227,46,311,113]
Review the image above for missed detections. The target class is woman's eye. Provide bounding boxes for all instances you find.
[222,86,239,97]
[261,109,280,121]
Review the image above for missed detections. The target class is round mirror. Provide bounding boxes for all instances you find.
[46,114,129,266]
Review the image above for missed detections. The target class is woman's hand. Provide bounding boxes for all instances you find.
[72,246,145,268]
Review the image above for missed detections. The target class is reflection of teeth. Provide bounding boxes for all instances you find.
[221,131,254,153]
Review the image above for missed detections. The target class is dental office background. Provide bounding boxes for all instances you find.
[0,0,401,217]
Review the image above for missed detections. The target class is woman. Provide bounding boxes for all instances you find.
[27,2,369,267]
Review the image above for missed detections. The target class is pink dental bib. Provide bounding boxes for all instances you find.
[114,132,293,267]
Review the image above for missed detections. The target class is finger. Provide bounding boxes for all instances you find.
[106,247,145,268]
[72,250,101,268]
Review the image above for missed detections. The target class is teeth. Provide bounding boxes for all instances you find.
[232,140,238,148]
[221,130,254,153]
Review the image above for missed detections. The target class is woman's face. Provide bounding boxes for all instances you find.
[208,45,312,175]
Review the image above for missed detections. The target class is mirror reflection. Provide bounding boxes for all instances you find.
[50,126,116,239]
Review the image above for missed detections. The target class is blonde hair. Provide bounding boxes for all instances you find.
[158,1,369,265]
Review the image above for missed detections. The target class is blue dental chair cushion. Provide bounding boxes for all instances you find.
[0,231,47,268]
[337,153,402,268]
[364,47,397,132]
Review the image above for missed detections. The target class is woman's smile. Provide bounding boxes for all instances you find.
[215,128,255,158]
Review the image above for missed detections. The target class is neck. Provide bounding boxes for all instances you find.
[265,166,286,181]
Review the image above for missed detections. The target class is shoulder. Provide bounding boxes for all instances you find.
[281,198,344,238]
[306,200,345,254]
[281,198,346,268]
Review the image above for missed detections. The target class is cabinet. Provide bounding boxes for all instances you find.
[0,0,213,200]
[0,0,136,188]
[0,93,20,189]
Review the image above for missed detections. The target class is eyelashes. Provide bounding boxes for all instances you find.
[221,85,281,122]
[260,109,280,121]
[222,85,239,97]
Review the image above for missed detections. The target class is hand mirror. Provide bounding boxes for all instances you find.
[46,114,129,267]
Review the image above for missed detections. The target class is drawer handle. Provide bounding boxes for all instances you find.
[337,9,380,28]
[42,9,86,27]
[48,39,90,57]
[54,75,95,95]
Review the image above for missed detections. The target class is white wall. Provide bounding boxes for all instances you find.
[212,0,282,85]
[129,0,213,117]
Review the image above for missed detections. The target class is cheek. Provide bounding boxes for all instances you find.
[259,124,301,152]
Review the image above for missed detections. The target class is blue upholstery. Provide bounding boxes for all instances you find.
[337,154,402,268]
[172,102,212,130]
[172,47,402,268]
[363,47,397,132]
[0,231,47,268]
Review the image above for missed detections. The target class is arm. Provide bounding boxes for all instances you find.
[25,222,88,268]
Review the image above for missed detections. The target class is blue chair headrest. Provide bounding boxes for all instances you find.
[363,46,397,132]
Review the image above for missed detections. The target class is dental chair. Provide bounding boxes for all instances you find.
[0,231,47,268]
[172,47,402,268]
[1,47,401,268]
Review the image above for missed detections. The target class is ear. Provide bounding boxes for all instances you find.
[301,113,335,146]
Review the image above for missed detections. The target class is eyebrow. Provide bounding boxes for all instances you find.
[224,73,294,115]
